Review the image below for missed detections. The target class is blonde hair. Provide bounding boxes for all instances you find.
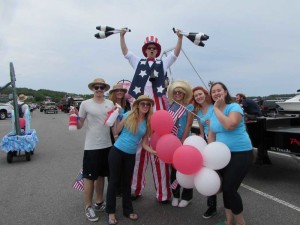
[124,102,153,137]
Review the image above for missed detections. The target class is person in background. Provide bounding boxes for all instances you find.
[18,94,29,117]
[71,78,114,222]
[106,95,156,225]
[235,93,262,121]
[108,83,131,197]
[191,86,217,219]
[167,80,194,208]
[209,82,253,225]
[120,29,183,203]
[108,83,131,140]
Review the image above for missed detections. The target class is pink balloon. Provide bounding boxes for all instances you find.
[173,145,203,175]
[156,134,182,163]
[150,132,161,150]
[150,110,174,136]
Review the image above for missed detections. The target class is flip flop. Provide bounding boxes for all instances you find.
[108,217,118,225]
[126,213,138,221]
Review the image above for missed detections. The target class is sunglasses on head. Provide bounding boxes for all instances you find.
[147,46,157,50]
[139,102,151,107]
[93,85,106,90]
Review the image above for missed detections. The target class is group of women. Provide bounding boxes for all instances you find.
[105,81,252,225]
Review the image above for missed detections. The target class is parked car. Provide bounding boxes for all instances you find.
[0,102,13,120]
[260,100,284,117]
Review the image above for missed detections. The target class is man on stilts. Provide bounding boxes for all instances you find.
[120,29,183,203]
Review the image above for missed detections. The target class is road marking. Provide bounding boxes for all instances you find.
[241,183,300,212]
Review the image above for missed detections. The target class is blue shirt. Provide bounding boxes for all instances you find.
[177,104,194,139]
[114,112,147,154]
[210,103,252,152]
[196,104,214,137]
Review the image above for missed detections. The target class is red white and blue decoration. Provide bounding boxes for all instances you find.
[149,104,231,197]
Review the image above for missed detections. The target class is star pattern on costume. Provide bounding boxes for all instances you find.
[156,60,161,64]
[133,86,141,94]
[153,70,159,78]
[140,61,146,65]
[139,70,147,77]
[156,86,164,93]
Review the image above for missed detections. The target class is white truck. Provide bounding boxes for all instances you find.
[0,103,13,120]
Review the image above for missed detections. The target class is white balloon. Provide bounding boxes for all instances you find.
[194,167,221,196]
[176,171,195,189]
[183,135,207,152]
[202,142,231,170]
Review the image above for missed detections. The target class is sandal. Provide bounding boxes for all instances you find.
[126,213,139,221]
[108,215,118,225]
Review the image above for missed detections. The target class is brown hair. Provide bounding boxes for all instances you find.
[108,92,127,108]
[191,86,211,113]
[236,93,246,99]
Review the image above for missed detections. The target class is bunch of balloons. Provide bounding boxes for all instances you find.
[150,110,231,196]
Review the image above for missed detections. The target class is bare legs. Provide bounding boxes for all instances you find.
[84,176,105,208]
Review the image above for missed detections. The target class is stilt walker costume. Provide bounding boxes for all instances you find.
[120,30,183,202]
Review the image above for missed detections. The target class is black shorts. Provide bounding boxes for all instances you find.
[82,147,110,180]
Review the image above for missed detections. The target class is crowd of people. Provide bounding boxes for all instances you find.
[69,30,259,225]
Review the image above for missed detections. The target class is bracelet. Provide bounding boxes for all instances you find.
[77,116,80,121]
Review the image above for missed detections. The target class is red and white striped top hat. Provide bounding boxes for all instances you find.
[142,36,161,57]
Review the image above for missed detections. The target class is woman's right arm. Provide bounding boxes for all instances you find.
[207,130,216,144]
[142,136,156,154]
[198,122,205,139]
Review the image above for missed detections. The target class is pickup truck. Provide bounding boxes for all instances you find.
[0,103,13,120]
[43,102,58,114]
[191,116,300,163]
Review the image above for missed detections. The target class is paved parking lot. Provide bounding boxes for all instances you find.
[0,111,299,225]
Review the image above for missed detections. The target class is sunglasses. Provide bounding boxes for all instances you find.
[139,102,151,107]
[93,85,106,91]
[173,91,184,95]
[147,47,157,50]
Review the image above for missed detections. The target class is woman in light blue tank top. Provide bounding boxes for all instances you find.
[106,95,156,224]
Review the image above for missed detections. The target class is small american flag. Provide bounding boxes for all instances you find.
[170,179,179,190]
[167,102,186,135]
[72,168,84,192]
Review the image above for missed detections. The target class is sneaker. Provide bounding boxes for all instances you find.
[171,198,179,207]
[93,201,106,212]
[202,207,217,219]
[178,200,191,208]
[85,206,99,222]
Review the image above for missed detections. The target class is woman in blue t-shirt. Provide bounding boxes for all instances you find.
[191,86,217,219]
[208,82,253,225]
[106,95,156,225]
[167,80,194,208]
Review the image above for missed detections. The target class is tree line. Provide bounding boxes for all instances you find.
[0,87,93,103]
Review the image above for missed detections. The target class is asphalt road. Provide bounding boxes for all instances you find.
[0,111,300,225]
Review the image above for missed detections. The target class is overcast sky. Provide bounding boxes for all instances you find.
[1,0,299,97]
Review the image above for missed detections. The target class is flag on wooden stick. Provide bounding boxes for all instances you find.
[167,102,186,135]
[72,168,84,192]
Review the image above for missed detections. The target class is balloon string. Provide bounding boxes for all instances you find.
[172,100,206,123]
